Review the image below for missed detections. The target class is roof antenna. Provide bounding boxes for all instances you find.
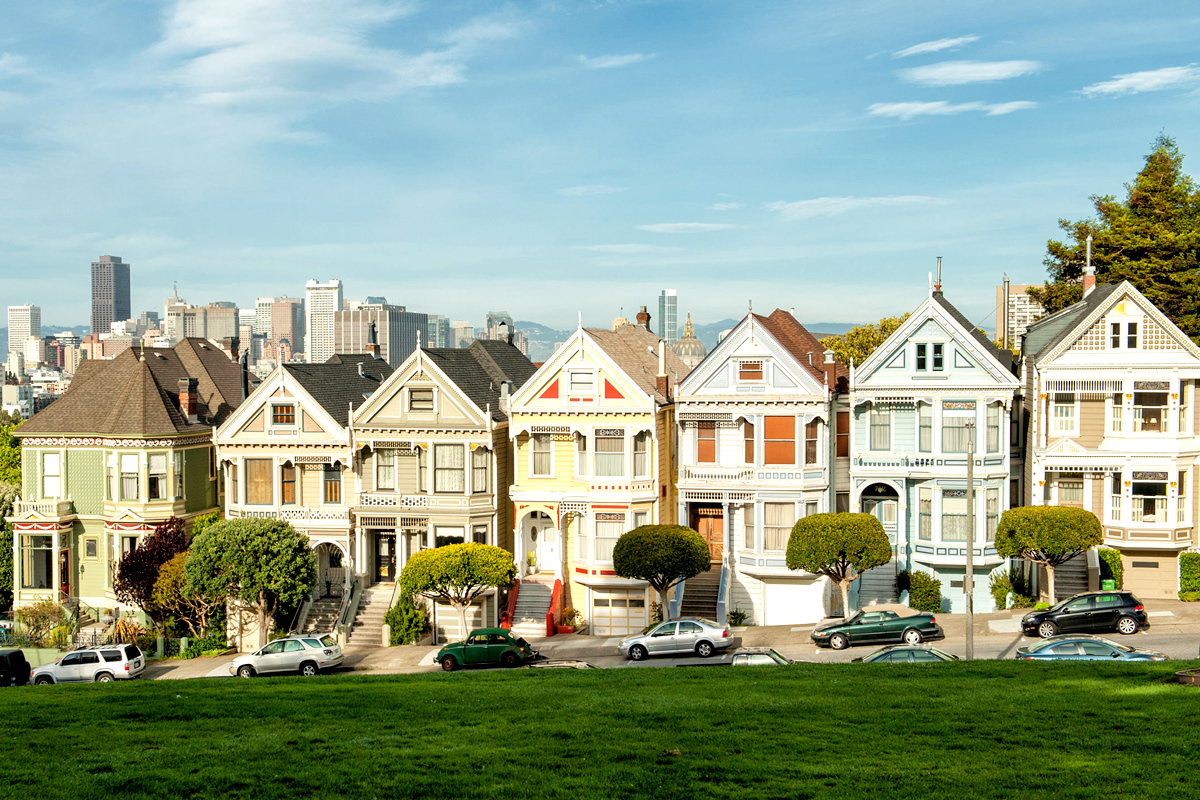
[935,257,942,292]
[748,299,753,312]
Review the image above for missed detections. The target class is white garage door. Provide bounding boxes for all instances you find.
[763,579,826,626]
[591,589,648,636]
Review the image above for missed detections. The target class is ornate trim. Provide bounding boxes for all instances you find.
[21,434,213,448]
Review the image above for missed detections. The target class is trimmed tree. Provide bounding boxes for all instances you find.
[0,481,19,611]
[994,506,1102,604]
[113,516,189,629]
[400,543,515,639]
[786,512,891,617]
[612,525,712,621]
[152,551,226,639]
[185,518,317,648]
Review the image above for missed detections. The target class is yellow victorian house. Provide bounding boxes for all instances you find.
[507,309,689,636]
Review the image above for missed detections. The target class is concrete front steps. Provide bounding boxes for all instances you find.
[859,559,900,606]
[347,582,395,646]
[302,597,341,635]
[680,565,721,619]
[510,579,553,638]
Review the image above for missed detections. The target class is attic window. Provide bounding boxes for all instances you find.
[272,404,296,425]
[739,361,764,381]
[410,388,434,412]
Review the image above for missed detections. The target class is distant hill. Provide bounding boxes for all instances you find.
[514,320,574,363]
[0,324,88,356]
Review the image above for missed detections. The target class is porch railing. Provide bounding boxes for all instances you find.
[335,576,362,646]
[546,579,563,637]
[500,579,520,630]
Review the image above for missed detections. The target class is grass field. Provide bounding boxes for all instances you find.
[4,662,1197,799]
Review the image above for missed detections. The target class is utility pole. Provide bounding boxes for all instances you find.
[965,421,976,661]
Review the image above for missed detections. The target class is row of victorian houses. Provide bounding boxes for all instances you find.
[9,273,1200,643]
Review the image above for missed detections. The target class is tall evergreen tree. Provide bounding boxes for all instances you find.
[1030,134,1200,339]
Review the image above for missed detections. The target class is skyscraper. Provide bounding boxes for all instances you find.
[333,303,428,366]
[7,304,41,354]
[427,314,451,348]
[305,279,343,364]
[91,255,130,337]
[254,297,276,340]
[658,289,679,347]
[270,297,305,362]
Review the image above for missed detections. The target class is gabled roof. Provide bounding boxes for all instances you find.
[422,339,537,421]
[752,309,848,391]
[16,338,246,438]
[1021,283,1123,361]
[283,354,394,427]
[583,324,691,404]
[931,291,1013,371]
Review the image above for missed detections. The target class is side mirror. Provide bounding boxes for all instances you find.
[1112,652,1120,659]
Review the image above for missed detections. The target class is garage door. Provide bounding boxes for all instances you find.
[763,579,826,626]
[591,589,648,636]
[1121,552,1177,599]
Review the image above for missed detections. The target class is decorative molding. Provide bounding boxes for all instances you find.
[21,435,213,448]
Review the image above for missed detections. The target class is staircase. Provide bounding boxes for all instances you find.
[859,560,900,606]
[1054,557,1089,600]
[680,566,720,619]
[347,582,395,646]
[302,596,341,635]
[510,580,553,639]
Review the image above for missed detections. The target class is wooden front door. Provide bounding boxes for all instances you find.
[59,548,71,597]
[691,507,724,562]
[375,534,396,582]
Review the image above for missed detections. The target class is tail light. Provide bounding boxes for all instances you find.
[930,617,937,624]
[722,629,729,638]
[124,663,129,671]
[1135,604,1145,611]
[324,649,334,655]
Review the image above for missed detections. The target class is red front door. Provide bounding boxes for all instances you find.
[59,548,71,597]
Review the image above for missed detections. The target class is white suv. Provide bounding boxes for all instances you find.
[33,644,145,684]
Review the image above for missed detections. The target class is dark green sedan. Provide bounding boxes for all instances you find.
[810,604,943,650]
[437,627,538,671]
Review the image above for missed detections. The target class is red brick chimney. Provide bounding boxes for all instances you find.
[636,305,651,329]
[178,377,199,423]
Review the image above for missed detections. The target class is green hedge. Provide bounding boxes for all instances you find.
[1098,548,1123,589]
[384,593,429,645]
[898,570,942,613]
[1180,553,1200,600]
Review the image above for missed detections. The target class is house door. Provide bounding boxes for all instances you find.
[536,526,558,577]
[691,506,724,562]
[59,548,71,597]
[375,534,396,582]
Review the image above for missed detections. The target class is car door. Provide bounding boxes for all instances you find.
[853,612,885,644]
[255,641,287,674]
[1078,640,1121,661]
[77,651,101,680]
[875,611,905,643]
[488,634,514,662]
[1057,596,1093,633]
[675,621,702,653]
[647,622,678,654]
[280,640,305,671]
[463,633,491,664]
[55,652,83,682]
[1089,594,1122,631]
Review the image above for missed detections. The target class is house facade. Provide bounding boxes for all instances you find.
[507,315,688,636]
[350,339,536,639]
[850,289,1020,613]
[675,309,850,625]
[7,339,243,615]
[1021,279,1200,599]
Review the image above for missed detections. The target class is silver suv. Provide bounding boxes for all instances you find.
[230,634,344,678]
[33,644,145,684]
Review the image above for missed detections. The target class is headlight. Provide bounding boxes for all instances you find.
[813,631,827,637]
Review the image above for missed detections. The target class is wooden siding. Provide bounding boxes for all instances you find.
[1077,399,1105,448]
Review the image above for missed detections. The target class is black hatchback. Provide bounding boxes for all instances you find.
[1021,591,1149,638]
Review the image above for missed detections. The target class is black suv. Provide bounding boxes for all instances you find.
[1021,591,1149,638]
[0,648,32,687]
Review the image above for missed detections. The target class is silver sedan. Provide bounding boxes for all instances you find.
[618,618,732,661]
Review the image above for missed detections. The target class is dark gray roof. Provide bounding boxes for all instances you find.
[931,291,1013,372]
[284,354,394,427]
[1020,283,1122,362]
[423,339,537,421]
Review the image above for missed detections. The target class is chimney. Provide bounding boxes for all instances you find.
[824,348,835,364]
[365,321,381,359]
[935,256,942,292]
[636,305,651,329]
[1083,233,1096,297]
[178,377,199,423]
[655,340,670,400]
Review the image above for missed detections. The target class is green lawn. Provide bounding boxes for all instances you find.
[4,662,1196,799]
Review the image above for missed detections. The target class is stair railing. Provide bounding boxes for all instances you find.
[715,553,731,627]
[668,579,685,620]
[500,578,520,630]
[335,575,362,646]
[545,579,563,637]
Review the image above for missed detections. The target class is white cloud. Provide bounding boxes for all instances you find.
[899,60,1043,86]
[893,35,980,59]
[578,53,655,69]
[557,184,628,196]
[637,223,737,233]
[1080,65,1200,96]
[0,53,32,79]
[575,244,682,254]
[710,202,742,211]
[867,100,1036,119]
[765,196,941,220]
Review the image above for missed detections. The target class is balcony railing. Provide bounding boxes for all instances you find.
[13,499,74,518]
[279,506,351,522]
[680,465,757,483]
[853,455,937,469]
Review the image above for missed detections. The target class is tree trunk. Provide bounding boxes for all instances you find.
[658,585,671,621]
[454,601,468,641]
[257,590,268,648]
[1046,563,1057,605]
[839,580,852,620]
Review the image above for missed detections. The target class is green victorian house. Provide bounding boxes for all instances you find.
[6,339,245,614]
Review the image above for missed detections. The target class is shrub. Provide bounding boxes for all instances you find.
[1034,602,1051,610]
[14,599,67,646]
[1179,591,1200,603]
[989,568,1037,610]
[1098,548,1124,589]
[560,607,582,628]
[1179,553,1200,598]
[181,633,229,659]
[900,570,942,613]
[384,593,428,646]
[727,608,749,626]
[108,617,146,645]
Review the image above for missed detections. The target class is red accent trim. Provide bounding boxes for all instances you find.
[12,522,70,532]
[599,570,616,576]
[500,579,520,630]
[539,380,559,399]
[604,379,625,400]
[546,579,563,637]
[574,567,588,575]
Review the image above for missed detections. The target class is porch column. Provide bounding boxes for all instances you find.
[52,525,61,599]
[721,502,730,560]
[896,484,909,571]
[345,536,355,593]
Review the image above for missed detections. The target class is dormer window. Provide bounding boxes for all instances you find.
[409,388,434,411]
[739,361,763,381]
[271,404,295,425]
[932,344,944,371]
[916,344,927,371]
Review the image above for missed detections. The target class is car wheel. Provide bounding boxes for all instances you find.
[299,661,319,677]
[1037,621,1059,639]
[237,665,255,679]
[1116,616,1139,635]
[440,655,459,672]
[903,629,923,645]
[696,641,715,658]
[829,633,848,651]
[96,673,114,683]
[34,675,53,685]
[629,644,648,661]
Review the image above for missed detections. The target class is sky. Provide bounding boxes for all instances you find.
[2,1,1200,335]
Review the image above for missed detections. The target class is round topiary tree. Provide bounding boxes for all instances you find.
[612,525,712,620]
[400,543,515,640]
[786,512,891,618]
[994,506,1102,604]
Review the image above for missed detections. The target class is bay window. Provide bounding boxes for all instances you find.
[1133,392,1167,432]
[434,444,465,493]
[764,416,795,465]
[1131,481,1166,522]
[595,431,625,478]
[120,454,139,501]
[763,503,793,551]
[941,491,968,541]
[148,454,168,500]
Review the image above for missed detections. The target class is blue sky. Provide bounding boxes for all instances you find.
[2,1,1200,334]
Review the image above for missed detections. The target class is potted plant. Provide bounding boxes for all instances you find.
[526,551,538,574]
[558,606,581,635]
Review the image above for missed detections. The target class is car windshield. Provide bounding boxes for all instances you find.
[638,622,668,636]
[1044,598,1071,613]
[516,637,530,649]
[844,612,864,625]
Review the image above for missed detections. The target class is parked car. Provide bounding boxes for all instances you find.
[437,628,538,671]
[731,647,792,666]
[0,648,32,687]
[230,634,343,678]
[853,645,960,663]
[811,604,943,650]
[32,644,145,684]
[1020,591,1149,638]
[618,618,732,661]
[521,659,599,670]
[1015,634,1167,661]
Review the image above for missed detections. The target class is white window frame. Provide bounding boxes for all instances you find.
[530,433,554,478]
[594,431,626,478]
[1051,393,1078,435]
[41,452,61,499]
[148,453,168,500]
[633,510,650,528]
[763,502,794,552]
[376,448,396,491]
[567,369,596,396]
[869,407,891,451]
[633,431,650,478]
[593,516,626,562]
[119,453,140,501]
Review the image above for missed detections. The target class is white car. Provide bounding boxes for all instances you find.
[33,644,145,684]
[230,635,344,678]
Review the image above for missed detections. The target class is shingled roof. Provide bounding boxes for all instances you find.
[1020,283,1122,362]
[584,323,691,404]
[752,309,849,391]
[283,353,394,427]
[16,338,246,438]
[423,339,537,421]
[931,291,1014,372]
